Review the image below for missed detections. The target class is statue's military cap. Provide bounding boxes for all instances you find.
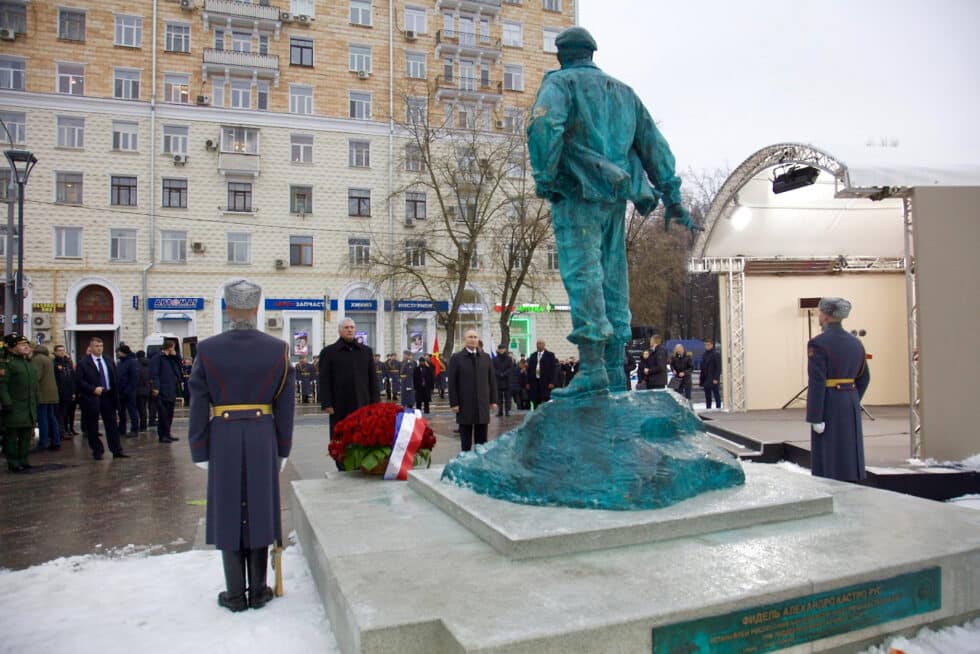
[555,26,597,52]
[3,332,29,349]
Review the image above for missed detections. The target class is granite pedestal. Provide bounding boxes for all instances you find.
[292,463,980,654]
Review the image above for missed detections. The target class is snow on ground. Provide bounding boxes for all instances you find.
[0,536,339,654]
[859,618,980,654]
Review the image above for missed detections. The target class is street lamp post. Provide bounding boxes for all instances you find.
[4,150,38,335]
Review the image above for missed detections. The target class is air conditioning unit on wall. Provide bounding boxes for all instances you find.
[191,241,206,253]
[196,95,210,106]
[280,11,292,21]
[179,0,195,10]
[0,28,16,41]
[33,315,52,329]
[267,317,282,329]
[173,154,188,165]
[405,30,417,40]
[357,70,370,80]
[274,258,286,270]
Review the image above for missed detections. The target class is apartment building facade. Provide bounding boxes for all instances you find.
[0,0,577,361]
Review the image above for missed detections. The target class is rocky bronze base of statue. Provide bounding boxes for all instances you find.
[441,389,744,511]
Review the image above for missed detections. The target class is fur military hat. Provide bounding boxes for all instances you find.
[4,332,29,349]
[555,26,597,53]
[818,297,852,319]
[224,278,262,310]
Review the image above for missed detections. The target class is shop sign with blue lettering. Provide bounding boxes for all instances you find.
[345,299,377,311]
[394,299,450,312]
[264,298,326,311]
[147,298,204,311]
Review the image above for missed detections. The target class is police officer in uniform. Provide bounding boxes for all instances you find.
[806,297,871,482]
[0,333,39,472]
[187,280,295,612]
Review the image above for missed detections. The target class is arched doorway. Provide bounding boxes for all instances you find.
[75,284,115,358]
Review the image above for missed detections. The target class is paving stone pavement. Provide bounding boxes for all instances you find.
[0,396,530,570]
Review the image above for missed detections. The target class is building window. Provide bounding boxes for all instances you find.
[406,52,426,79]
[227,232,251,264]
[213,29,225,51]
[290,186,312,214]
[110,228,137,262]
[256,81,269,111]
[291,134,313,163]
[506,151,525,178]
[163,73,190,104]
[290,37,313,66]
[542,0,561,11]
[231,31,251,53]
[547,244,559,270]
[349,237,370,265]
[259,34,269,56]
[221,126,258,154]
[227,182,253,212]
[289,85,313,114]
[503,108,525,134]
[212,77,226,107]
[348,188,371,217]
[54,227,82,258]
[349,91,371,119]
[230,80,251,109]
[58,9,85,41]
[56,172,83,204]
[162,178,187,208]
[162,125,188,155]
[113,68,141,100]
[0,111,25,143]
[460,240,480,269]
[349,140,370,167]
[161,230,186,263]
[502,21,522,47]
[504,65,524,91]
[543,27,559,53]
[290,235,313,266]
[57,63,85,95]
[349,45,372,73]
[114,15,143,47]
[405,191,426,221]
[57,116,84,149]
[111,176,138,206]
[350,0,371,26]
[0,57,25,91]
[405,6,425,33]
[406,96,426,124]
[291,0,315,17]
[405,239,426,267]
[0,4,27,33]
[405,144,422,171]
[165,23,190,52]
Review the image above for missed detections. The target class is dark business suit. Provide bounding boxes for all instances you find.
[526,349,559,406]
[75,354,125,459]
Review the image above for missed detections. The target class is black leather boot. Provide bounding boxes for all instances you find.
[218,550,248,612]
[246,547,274,610]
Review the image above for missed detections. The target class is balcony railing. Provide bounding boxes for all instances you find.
[437,29,501,50]
[204,48,279,72]
[438,75,501,94]
[203,0,282,22]
[218,152,261,177]
[437,0,502,11]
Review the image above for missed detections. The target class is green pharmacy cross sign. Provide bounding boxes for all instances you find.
[653,567,941,654]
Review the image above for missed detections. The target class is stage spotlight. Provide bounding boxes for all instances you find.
[772,166,820,194]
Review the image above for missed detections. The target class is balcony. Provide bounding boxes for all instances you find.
[436,29,502,61]
[218,151,261,177]
[202,48,280,84]
[436,74,502,103]
[203,0,283,33]
[436,0,502,16]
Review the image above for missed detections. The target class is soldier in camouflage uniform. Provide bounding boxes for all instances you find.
[0,333,40,472]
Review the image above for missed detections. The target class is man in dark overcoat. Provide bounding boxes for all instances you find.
[700,339,722,409]
[399,350,417,409]
[318,317,379,438]
[492,344,515,416]
[0,333,39,472]
[76,336,128,460]
[414,354,434,414]
[647,334,669,389]
[449,329,498,451]
[806,297,871,482]
[150,339,183,443]
[53,344,77,438]
[188,279,295,612]
[115,343,140,436]
[525,339,559,408]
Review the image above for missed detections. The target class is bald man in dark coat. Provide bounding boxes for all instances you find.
[806,296,871,482]
[188,280,295,612]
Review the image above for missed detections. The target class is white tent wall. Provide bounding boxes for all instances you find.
[741,273,910,410]
[912,187,980,461]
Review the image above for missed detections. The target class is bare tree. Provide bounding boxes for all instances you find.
[370,83,549,355]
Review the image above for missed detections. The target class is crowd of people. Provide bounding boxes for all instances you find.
[0,334,197,471]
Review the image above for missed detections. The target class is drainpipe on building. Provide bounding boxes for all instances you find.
[143,0,160,343]
[4,175,13,335]
[387,0,396,355]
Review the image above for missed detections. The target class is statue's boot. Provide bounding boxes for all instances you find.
[605,339,628,393]
[552,343,608,398]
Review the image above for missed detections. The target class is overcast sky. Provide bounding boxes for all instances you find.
[577,0,980,173]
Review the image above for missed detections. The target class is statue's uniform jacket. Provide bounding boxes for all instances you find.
[805,323,871,482]
[188,329,295,550]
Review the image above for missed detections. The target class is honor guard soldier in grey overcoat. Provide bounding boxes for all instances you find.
[187,280,295,612]
[0,333,39,472]
[806,297,871,482]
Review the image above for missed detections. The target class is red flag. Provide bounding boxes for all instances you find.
[431,335,443,377]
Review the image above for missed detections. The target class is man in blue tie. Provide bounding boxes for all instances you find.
[75,336,128,460]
